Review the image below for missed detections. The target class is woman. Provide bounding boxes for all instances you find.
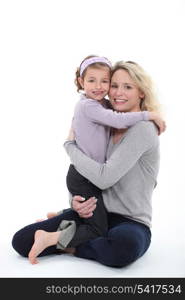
[12,61,165,267]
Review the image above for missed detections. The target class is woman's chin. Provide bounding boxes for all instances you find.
[114,105,128,112]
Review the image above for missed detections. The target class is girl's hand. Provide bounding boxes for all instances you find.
[67,126,75,141]
[72,195,97,218]
[148,112,166,135]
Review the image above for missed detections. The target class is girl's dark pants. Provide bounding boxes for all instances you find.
[65,164,108,247]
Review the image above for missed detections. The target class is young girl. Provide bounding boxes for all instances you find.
[29,56,165,263]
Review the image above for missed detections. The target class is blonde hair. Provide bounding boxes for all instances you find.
[75,55,111,92]
[112,61,161,113]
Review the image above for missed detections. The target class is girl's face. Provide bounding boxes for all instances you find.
[109,69,144,112]
[78,66,110,101]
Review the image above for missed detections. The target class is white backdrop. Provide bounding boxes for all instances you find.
[0,0,185,277]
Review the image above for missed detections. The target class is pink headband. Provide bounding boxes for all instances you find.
[80,57,112,76]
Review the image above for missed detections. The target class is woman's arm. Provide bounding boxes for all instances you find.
[64,121,159,189]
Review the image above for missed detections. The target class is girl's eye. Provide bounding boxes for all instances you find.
[88,80,94,82]
[111,85,117,88]
[103,80,109,83]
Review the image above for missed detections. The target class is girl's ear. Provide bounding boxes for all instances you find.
[78,77,84,89]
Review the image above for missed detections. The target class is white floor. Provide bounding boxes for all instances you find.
[1,205,185,278]
[1,233,184,278]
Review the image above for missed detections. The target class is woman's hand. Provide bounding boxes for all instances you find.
[148,112,166,135]
[67,126,75,141]
[72,195,97,218]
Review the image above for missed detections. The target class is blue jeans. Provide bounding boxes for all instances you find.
[12,209,151,268]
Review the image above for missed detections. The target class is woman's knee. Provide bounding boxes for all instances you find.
[108,241,141,267]
[107,227,145,267]
[12,229,33,257]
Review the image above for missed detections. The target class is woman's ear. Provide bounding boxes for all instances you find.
[139,91,145,99]
[139,89,145,100]
[78,77,84,89]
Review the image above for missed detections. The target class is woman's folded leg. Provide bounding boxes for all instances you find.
[75,221,151,268]
[12,209,81,257]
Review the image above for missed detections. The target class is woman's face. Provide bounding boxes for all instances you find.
[109,69,144,112]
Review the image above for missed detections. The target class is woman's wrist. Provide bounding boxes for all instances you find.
[148,111,158,121]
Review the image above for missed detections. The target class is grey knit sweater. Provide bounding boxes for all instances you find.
[64,121,160,228]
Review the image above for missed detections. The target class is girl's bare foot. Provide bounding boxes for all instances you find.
[28,230,60,264]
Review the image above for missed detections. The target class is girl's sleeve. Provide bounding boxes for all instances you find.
[64,122,158,189]
[84,100,149,128]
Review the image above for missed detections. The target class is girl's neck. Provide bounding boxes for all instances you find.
[84,94,104,105]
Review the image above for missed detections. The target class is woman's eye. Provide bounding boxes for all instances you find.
[111,85,117,88]
[125,85,132,89]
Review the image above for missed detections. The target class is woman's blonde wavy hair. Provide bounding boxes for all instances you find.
[111,61,161,113]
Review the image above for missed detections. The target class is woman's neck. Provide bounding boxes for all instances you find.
[111,108,142,143]
[112,128,128,144]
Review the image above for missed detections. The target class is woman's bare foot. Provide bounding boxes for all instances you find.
[28,230,60,264]
[47,212,58,219]
[35,212,58,223]
[35,219,45,222]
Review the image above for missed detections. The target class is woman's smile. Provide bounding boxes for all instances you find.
[113,99,128,103]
